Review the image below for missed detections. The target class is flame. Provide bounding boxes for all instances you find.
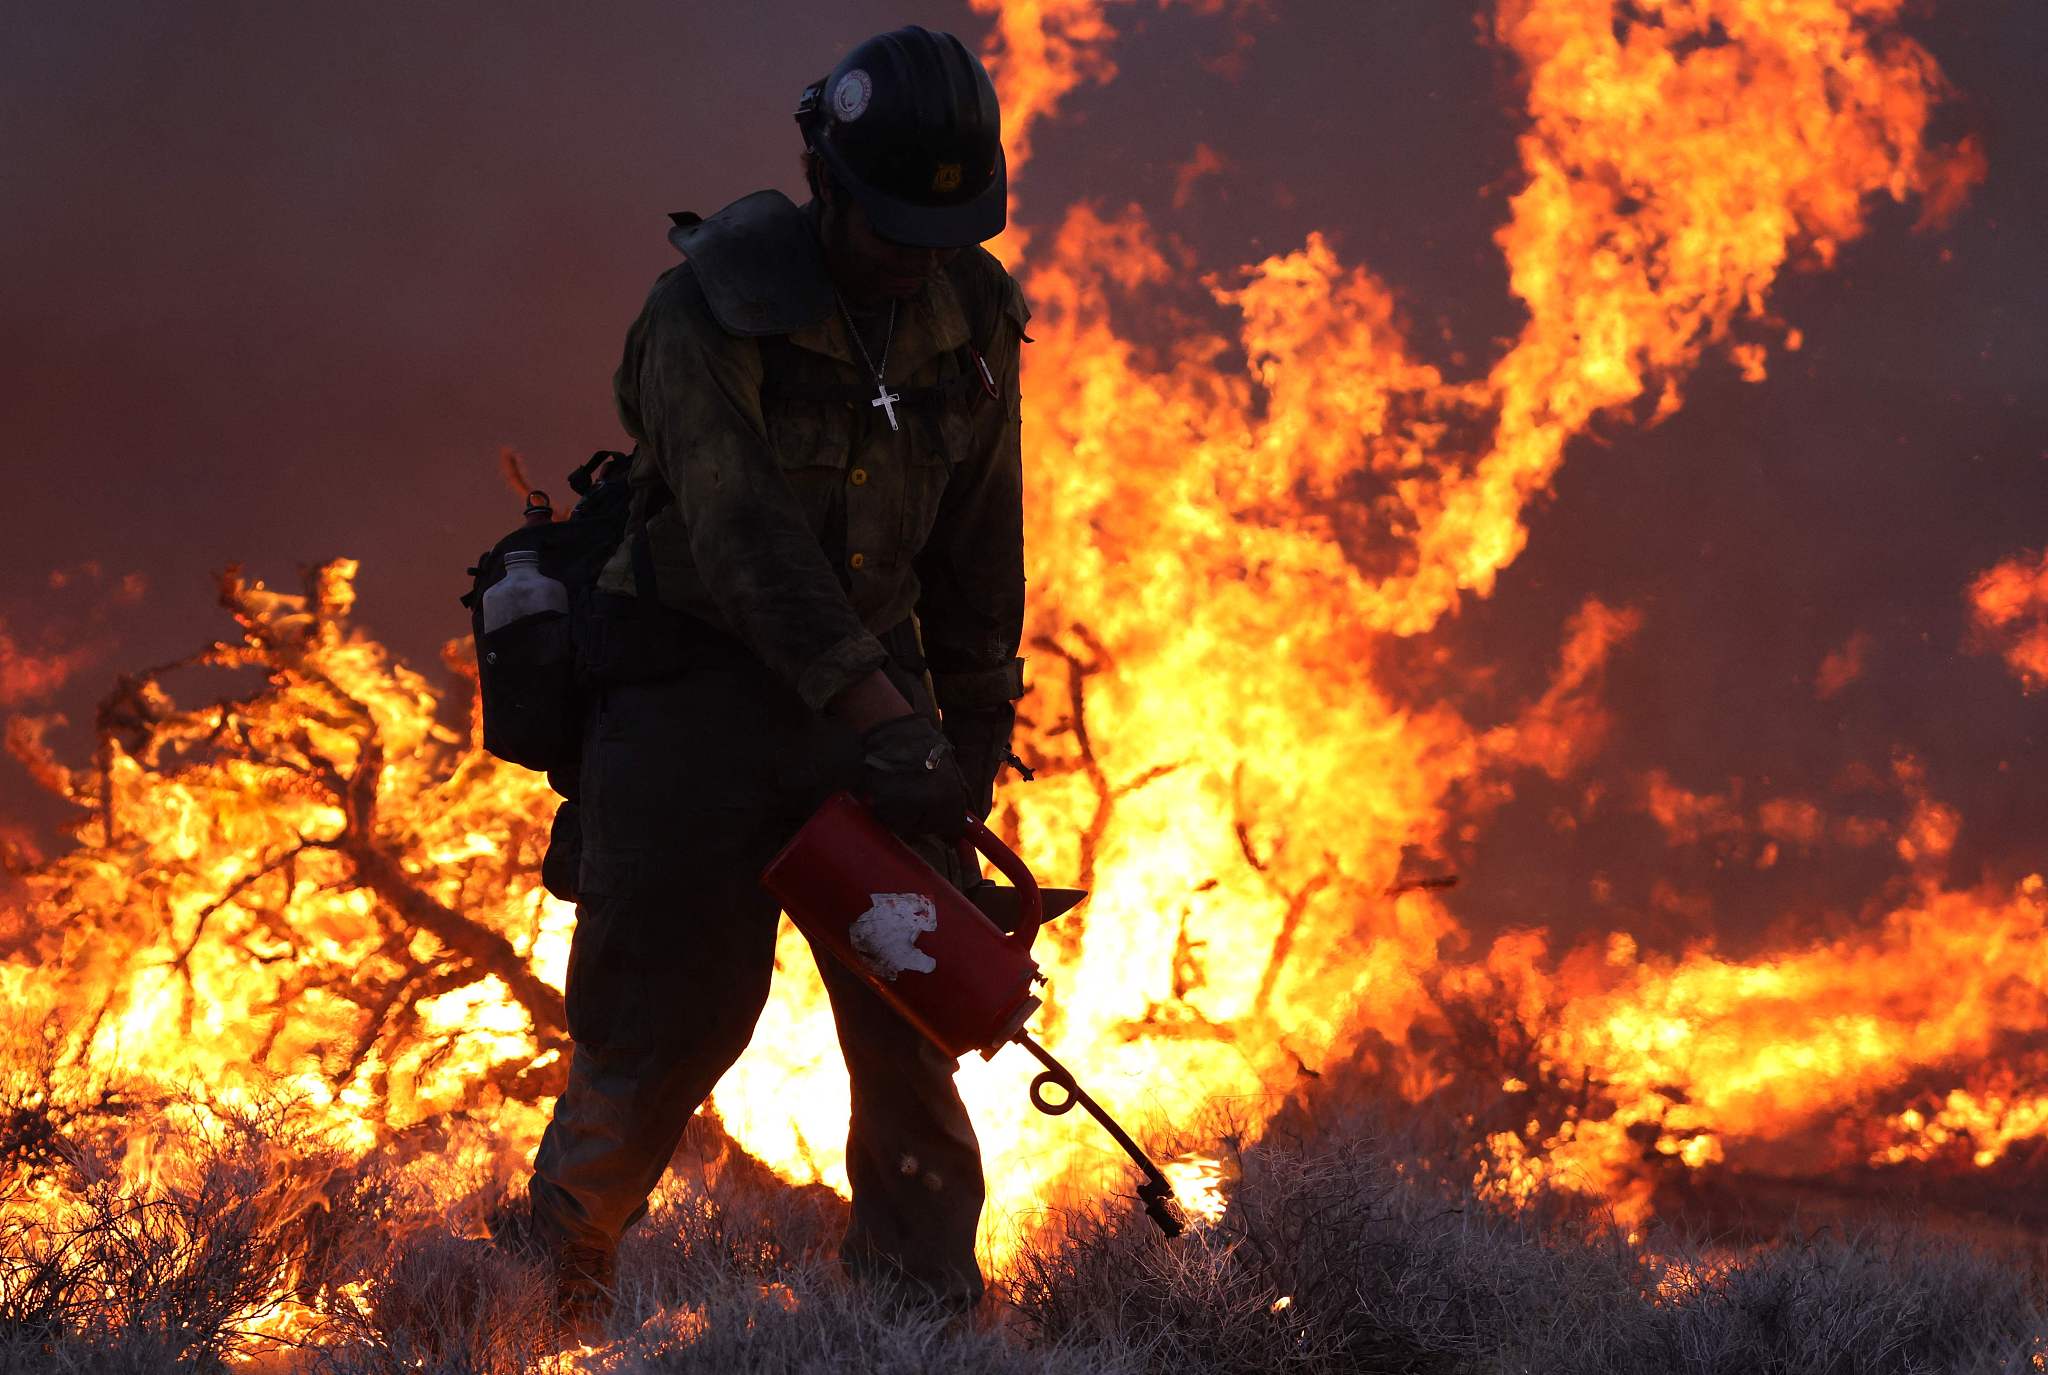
[0,0,2023,1361]
[1462,873,2048,1215]
[1968,547,2048,692]
[0,626,93,706]
[1877,1076,2048,1171]
[0,564,143,706]
[1160,1153,1231,1227]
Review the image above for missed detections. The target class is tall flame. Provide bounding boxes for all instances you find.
[724,0,1999,1224]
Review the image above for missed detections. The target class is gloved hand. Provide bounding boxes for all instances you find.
[860,713,969,839]
[941,702,1017,821]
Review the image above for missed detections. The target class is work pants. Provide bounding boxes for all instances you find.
[526,648,985,1307]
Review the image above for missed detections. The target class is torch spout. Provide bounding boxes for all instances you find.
[1013,1030,1186,1238]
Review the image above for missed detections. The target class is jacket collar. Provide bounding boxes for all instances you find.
[668,190,833,337]
[785,265,971,376]
[669,189,968,373]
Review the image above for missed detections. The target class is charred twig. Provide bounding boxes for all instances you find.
[1028,631,1113,887]
[1232,765,1339,1016]
[1170,910,1207,1001]
[168,844,314,980]
[1025,624,1184,887]
[331,934,428,1090]
[335,841,565,1040]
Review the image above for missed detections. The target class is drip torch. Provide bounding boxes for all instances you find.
[761,792,1187,1237]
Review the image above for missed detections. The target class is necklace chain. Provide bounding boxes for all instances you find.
[836,294,896,386]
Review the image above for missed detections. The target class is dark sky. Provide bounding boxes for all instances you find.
[3,2,2043,942]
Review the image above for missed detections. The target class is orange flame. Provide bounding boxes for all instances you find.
[1968,547,2048,692]
[0,3,2021,1358]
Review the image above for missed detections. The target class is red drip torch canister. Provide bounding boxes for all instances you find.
[761,792,1043,1060]
[764,793,1188,1237]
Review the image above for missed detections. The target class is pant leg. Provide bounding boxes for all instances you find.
[528,648,990,1301]
[815,940,987,1308]
[529,867,783,1253]
[813,651,988,1306]
[528,673,795,1254]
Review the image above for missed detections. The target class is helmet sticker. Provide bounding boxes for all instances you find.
[931,162,963,193]
[832,68,873,122]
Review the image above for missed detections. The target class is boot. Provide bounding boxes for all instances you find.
[549,1237,617,1341]
[490,1204,618,1339]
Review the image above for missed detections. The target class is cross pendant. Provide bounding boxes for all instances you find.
[870,383,903,432]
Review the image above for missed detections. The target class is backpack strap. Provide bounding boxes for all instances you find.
[628,479,674,606]
[569,448,631,496]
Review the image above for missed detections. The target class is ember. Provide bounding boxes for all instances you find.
[1970,548,2048,692]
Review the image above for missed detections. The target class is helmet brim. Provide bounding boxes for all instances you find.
[816,137,1008,249]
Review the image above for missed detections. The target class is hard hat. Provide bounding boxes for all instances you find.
[796,26,1007,249]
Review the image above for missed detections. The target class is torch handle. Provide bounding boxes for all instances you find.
[1014,1030,1185,1238]
[958,815,1043,954]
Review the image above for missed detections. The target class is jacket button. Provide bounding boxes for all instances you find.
[849,552,866,570]
[849,467,868,486]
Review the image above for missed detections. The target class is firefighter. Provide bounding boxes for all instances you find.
[515,26,1028,1321]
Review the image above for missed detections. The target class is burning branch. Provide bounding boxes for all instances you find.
[334,840,563,1035]
[1021,624,1182,889]
[1232,763,1337,1018]
[2,561,570,1143]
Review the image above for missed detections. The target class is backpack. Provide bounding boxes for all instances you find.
[460,449,642,776]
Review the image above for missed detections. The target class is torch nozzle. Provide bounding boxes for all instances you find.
[1014,1030,1187,1238]
[1137,1175,1186,1238]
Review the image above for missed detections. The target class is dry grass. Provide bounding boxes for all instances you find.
[1009,1102,2046,1374]
[0,1075,2041,1374]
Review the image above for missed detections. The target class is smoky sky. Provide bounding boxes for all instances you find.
[2,2,2043,944]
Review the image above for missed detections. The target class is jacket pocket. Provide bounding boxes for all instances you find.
[765,399,852,472]
[765,399,853,537]
[901,404,972,551]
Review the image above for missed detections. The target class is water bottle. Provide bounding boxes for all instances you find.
[481,549,568,634]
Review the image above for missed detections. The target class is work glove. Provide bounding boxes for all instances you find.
[860,713,970,840]
[941,702,1017,822]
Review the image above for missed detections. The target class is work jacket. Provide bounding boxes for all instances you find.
[597,190,1030,719]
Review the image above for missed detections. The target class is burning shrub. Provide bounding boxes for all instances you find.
[0,998,2038,1372]
[0,1087,382,1371]
[0,555,2041,1373]
[325,1230,559,1375]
